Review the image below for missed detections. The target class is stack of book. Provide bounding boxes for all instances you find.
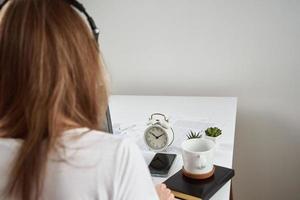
[164,165,234,200]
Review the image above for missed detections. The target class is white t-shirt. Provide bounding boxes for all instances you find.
[0,128,159,200]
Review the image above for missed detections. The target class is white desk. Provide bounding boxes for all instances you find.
[110,95,237,200]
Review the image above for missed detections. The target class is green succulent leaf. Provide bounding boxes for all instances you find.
[186,130,202,139]
[205,127,222,137]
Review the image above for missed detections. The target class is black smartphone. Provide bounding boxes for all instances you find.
[148,153,177,177]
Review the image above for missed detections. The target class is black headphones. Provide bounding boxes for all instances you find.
[0,0,100,41]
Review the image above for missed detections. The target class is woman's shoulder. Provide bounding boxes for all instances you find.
[61,127,126,150]
[57,127,138,163]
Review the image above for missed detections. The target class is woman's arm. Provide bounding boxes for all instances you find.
[111,138,159,200]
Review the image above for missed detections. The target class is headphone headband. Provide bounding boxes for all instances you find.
[0,0,100,41]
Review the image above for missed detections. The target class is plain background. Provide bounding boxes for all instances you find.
[82,0,300,199]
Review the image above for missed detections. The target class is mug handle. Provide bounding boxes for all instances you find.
[197,156,207,169]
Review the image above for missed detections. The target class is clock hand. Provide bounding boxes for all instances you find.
[157,133,165,138]
[150,132,159,139]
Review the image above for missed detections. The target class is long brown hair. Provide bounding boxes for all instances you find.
[0,0,108,199]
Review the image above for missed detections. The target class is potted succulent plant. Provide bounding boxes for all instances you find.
[205,127,222,144]
[186,130,202,140]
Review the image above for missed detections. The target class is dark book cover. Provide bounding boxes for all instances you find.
[163,165,234,200]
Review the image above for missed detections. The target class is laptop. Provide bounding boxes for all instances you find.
[103,106,113,134]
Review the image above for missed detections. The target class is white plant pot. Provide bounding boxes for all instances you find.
[205,134,221,145]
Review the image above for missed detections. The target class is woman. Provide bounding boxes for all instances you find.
[0,0,175,200]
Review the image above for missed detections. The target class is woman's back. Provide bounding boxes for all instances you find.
[0,0,111,198]
[0,128,158,200]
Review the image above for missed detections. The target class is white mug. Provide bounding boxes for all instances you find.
[181,138,215,175]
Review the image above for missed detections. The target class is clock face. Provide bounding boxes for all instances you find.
[145,126,168,150]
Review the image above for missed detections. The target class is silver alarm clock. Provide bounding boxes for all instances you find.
[144,113,174,151]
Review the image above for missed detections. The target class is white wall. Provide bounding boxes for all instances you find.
[82,0,300,199]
